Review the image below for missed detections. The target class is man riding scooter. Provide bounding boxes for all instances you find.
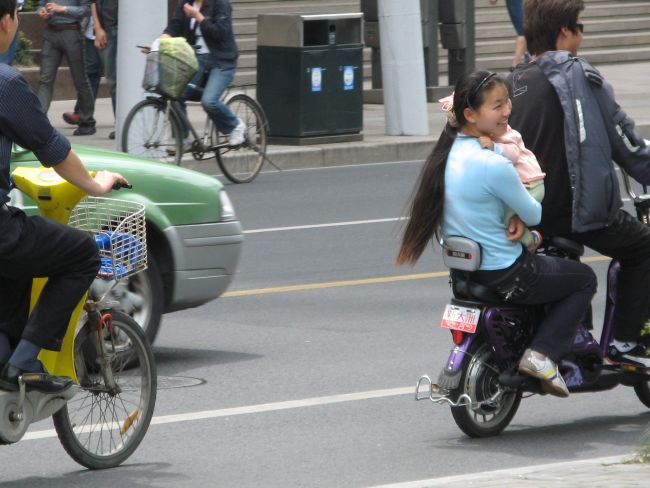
[0,0,127,393]
[508,0,650,368]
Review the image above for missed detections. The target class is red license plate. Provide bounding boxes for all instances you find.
[440,304,480,333]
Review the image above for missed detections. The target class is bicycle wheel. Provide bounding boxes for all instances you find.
[122,99,183,165]
[214,94,267,183]
[53,310,157,470]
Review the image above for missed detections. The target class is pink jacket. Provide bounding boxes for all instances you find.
[494,126,545,186]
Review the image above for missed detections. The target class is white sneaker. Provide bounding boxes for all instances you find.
[518,348,569,398]
[228,119,246,146]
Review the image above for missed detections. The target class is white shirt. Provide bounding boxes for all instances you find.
[189,18,209,55]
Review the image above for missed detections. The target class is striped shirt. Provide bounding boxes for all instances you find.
[0,64,70,204]
[38,0,90,25]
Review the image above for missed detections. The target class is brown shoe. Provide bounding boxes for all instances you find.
[63,112,81,125]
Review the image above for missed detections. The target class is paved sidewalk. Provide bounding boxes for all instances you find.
[47,61,650,175]
[371,455,650,488]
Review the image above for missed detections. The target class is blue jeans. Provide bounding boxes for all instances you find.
[178,55,238,138]
[505,0,524,36]
[472,249,597,362]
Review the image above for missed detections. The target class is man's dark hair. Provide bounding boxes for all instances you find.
[524,0,585,55]
[0,0,17,19]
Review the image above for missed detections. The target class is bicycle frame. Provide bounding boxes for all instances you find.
[163,95,236,154]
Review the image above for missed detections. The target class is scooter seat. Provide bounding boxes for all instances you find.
[450,270,509,304]
[545,237,584,259]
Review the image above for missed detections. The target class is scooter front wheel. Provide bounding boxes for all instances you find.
[53,310,156,469]
[450,340,522,438]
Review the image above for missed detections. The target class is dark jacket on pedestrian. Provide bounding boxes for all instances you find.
[509,50,650,234]
[164,0,238,69]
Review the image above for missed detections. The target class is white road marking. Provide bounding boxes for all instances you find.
[244,217,407,234]
[22,386,413,441]
[365,454,632,488]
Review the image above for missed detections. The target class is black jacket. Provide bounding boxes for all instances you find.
[164,0,238,69]
[510,51,650,233]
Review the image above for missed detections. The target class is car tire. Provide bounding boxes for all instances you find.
[129,254,164,344]
[91,254,164,344]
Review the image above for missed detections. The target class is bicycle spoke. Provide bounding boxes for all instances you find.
[54,312,156,468]
[215,94,267,183]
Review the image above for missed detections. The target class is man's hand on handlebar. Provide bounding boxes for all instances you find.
[93,171,130,195]
[507,215,526,241]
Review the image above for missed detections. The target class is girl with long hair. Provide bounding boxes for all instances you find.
[397,71,597,397]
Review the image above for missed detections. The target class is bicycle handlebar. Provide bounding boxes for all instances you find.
[112,181,133,190]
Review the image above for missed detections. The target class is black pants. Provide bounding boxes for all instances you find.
[0,206,99,351]
[472,249,597,363]
[565,209,650,342]
[37,28,96,128]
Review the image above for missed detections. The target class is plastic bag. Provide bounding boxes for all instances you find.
[142,37,199,99]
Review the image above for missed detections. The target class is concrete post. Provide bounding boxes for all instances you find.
[115,0,167,150]
[377,0,429,136]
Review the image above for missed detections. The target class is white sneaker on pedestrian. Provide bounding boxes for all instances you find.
[518,348,569,398]
[228,119,246,146]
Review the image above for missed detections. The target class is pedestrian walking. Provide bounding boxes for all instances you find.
[36,0,96,136]
[91,0,117,139]
[489,0,528,70]
[61,16,103,126]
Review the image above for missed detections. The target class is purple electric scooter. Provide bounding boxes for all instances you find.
[415,172,650,438]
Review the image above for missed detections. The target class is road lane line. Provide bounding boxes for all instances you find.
[22,387,413,441]
[224,255,611,298]
[223,272,450,297]
[364,454,631,488]
[244,217,407,234]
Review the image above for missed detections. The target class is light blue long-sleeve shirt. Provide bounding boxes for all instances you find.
[442,135,542,270]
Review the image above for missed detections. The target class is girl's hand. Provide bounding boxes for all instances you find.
[507,215,526,241]
[183,3,199,18]
[489,0,498,5]
[478,136,494,151]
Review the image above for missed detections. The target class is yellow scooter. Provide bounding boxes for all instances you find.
[0,166,156,469]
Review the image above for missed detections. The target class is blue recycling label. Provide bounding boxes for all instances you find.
[343,66,355,91]
[311,67,323,92]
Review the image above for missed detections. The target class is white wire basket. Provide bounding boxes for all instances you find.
[69,197,147,281]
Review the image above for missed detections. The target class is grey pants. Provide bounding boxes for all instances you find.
[37,28,95,127]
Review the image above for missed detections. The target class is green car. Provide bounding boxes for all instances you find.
[9,145,244,343]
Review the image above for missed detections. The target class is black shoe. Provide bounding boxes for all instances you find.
[109,130,115,140]
[607,343,650,369]
[73,125,96,136]
[0,363,73,394]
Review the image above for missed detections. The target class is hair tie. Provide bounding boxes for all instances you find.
[438,92,458,128]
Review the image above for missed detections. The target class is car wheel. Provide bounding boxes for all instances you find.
[90,255,164,344]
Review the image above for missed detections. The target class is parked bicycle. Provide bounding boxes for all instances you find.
[122,69,271,184]
[0,167,156,469]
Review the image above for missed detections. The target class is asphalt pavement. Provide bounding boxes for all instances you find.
[3,162,649,487]
[4,61,649,486]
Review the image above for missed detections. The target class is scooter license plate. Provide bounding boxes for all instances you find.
[440,304,480,333]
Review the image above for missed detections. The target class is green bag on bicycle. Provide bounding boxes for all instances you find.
[143,37,199,99]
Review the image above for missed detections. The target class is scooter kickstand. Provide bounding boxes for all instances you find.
[10,377,27,422]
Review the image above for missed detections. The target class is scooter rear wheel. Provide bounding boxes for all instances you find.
[450,340,522,437]
[53,310,156,469]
